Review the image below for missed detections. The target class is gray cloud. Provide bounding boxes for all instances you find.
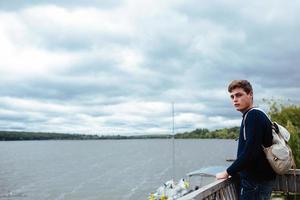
[0,0,299,135]
[0,0,122,11]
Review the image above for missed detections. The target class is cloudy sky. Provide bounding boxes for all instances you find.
[0,0,299,135]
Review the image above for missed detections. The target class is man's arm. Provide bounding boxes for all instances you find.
[226,111,263,176]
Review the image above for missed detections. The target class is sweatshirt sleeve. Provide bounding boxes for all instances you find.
[226,111,263,176]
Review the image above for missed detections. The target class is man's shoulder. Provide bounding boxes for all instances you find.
[246,108,272,125]
[245,108,270,121]
[248,107,267,116]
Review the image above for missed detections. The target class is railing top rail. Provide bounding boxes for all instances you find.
[178,178,234,200]
[285,169,300,175]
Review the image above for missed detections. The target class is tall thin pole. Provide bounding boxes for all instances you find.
[172,102,175,181]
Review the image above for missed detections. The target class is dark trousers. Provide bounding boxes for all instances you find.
[239,178,274,200]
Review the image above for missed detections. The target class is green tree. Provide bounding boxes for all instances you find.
[286,120,300,166]
[268,102,300,167]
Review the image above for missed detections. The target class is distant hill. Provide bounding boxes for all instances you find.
[0,131,100,141]
[175,127,239,139]
[0,131,172,141]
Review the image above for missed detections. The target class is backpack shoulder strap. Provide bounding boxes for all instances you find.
[242,108,254,140]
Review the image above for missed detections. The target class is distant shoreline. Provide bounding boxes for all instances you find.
[0,127,239,141]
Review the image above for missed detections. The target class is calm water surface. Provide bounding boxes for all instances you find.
[0,139,237,200]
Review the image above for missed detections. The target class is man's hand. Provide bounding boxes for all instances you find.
[216,171,229,180]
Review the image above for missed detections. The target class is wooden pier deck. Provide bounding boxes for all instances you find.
[178,169,300,200]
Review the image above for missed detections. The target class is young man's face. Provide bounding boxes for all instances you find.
[229,88,253,113]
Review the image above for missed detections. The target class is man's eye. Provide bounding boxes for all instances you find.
[233,93,241,98]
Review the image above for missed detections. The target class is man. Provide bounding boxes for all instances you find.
[216,80,276,200]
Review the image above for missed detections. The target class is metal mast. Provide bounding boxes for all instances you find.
[172,102,175,181]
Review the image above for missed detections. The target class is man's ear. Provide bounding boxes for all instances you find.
[249,91,253,100]
[249,91,253,97]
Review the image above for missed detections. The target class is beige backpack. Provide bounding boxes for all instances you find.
[243,108,296,175]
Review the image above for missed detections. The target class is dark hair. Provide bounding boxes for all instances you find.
[228,80,253,94]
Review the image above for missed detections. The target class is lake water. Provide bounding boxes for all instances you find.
[0,139,237,200]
